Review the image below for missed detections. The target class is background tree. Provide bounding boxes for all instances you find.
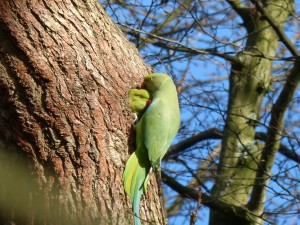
[101,0,300,225]
[0,0,299,225]
[0,0,165,224]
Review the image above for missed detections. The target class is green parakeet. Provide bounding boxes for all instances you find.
[128,89,152,119]
[123,73,180,225]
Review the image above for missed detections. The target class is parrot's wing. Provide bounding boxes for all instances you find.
[142,99,178,167]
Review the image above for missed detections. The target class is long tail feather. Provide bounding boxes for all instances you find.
[133,170,143,225]
[123,149,150,225]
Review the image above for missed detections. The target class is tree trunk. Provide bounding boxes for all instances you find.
[209,1,293,225]
[0,0,163,224]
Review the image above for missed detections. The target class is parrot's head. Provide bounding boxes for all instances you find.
[141,73,170,93]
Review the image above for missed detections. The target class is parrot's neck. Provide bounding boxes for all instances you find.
[153,82,178,103]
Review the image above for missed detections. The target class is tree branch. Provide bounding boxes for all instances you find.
[255,132,300,163]
[164,128,222,159]
[118,22,238,63]
[166,147,220,216]
[248,62,300,212]
[226,0,255,32]
[164,128,300,164]
[252,0,299,57]
[162,172,255,223]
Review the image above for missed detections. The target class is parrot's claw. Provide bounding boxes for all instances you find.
[133,113,139,128]
[149,167,153,174]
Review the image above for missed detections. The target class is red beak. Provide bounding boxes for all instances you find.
[141,81,145,89]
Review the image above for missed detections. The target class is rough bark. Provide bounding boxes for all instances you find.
[210,1,294,225]
[0,0,163,224]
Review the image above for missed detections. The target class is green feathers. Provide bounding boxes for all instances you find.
[123,73,180,225]
[123,149,150,198]
[128,89,152,119]
[123,147,151,225]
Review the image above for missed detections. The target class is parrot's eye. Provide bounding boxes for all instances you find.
[148,77,152,81]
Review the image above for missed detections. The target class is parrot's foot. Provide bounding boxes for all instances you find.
[132,113,139,128]
[149,167,153,175]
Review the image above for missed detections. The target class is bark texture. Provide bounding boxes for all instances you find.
[0,0,163,224]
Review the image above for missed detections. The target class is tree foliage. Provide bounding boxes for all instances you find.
[102,1,300,224]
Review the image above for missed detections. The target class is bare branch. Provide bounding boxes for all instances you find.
[255,132,300,164]
[248,62,300,212]
[118,22,238,62]
[164,128,222,159]
[252,0,299,57]
[162,172,255,224]
[164,128,300,164]
[226,0,255,32]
